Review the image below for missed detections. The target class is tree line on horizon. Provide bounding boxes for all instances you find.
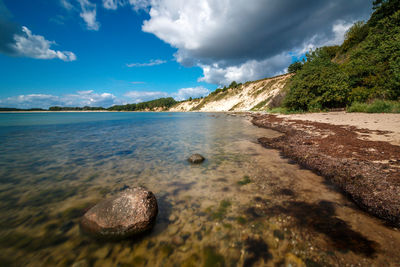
[0,97,178,112]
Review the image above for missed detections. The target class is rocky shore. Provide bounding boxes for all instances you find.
[252,113,400,227]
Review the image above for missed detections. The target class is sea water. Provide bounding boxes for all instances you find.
[0,112,399,266]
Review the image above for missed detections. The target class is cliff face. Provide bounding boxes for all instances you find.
[169,74,292,112]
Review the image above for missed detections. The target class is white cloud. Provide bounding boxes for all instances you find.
[0,91,119,109]
[134,0,371,85]
[172,86,209,101]
[328,21,354,46]
[60,0,74,10]
[199,53,291,85]
[63,90,117,106]
[103,0,122,10]
[102,0,150,11]
[126,59,166,67]
[78,0,100,31]
[124,86,210,103]
[0,94,62,109]
[128,0,151,11]
[124,91,168,103]
[293,21,355,57]
[12,26,76,61]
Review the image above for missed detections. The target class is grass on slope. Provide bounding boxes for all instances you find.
[347,100,400,113]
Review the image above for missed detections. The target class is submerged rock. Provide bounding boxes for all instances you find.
[80,187,158,239]
[188,154,205,164]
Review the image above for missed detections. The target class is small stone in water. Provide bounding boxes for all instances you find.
[172,236,185,246]
[169,214,177,222]
[187,154,205,164]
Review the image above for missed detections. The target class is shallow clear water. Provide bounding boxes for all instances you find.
[0,112,399,267]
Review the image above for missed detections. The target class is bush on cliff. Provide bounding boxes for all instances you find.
[284,48,350,111]
[283,0,400,112]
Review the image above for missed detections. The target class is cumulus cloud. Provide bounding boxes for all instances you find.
[0,94,61,109]
[0,91,119,109]
[172,86,209,101]
[12,26,76,61]
[60,0,74,10]
[134,0,371,85]
[78,0,100,31]
[103,0,122,10]
[126,59,166,67]
[124,86,210,103]
[124,91,168,103]
[0,1,76,61]
[102,0,150,11]
[63,90,117,106]
[199,53,291,85]
[292,20,355,57]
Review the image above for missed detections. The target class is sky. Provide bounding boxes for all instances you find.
[0,0,373,109]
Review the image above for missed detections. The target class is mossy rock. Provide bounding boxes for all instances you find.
[237,176,251,185]
[203,246,225,267]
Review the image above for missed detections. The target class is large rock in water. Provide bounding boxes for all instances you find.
[80,187,158,239]
[187,154,205,164]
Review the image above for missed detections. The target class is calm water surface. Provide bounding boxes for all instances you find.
[0,112,399,267]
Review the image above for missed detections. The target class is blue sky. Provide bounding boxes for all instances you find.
[0,0,372,108]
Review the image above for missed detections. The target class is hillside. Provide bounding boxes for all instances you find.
[283,0,400,112]
[169,74,292,112]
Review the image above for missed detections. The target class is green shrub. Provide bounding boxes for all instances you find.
[347,100,400,113]
[347,102,368,112]
[284,48,351,111]
[366,100,393,113]
[341,21,369,52]
[288,61,303,73]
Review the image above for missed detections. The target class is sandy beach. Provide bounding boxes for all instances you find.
[252,112,400,227]
[276,112,400,145]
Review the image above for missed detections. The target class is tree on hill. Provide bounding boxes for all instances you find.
[288,61,304,73]
[370,0,400,26]
[229,81,238,88]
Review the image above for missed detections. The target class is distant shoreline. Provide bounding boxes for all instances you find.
[0,110,243,113]
[0,110,115,113]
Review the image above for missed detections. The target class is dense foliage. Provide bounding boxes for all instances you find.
[284,0,400,111]
[288,61,304,73]
[284,48,350,111]
[108,97,177,111]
